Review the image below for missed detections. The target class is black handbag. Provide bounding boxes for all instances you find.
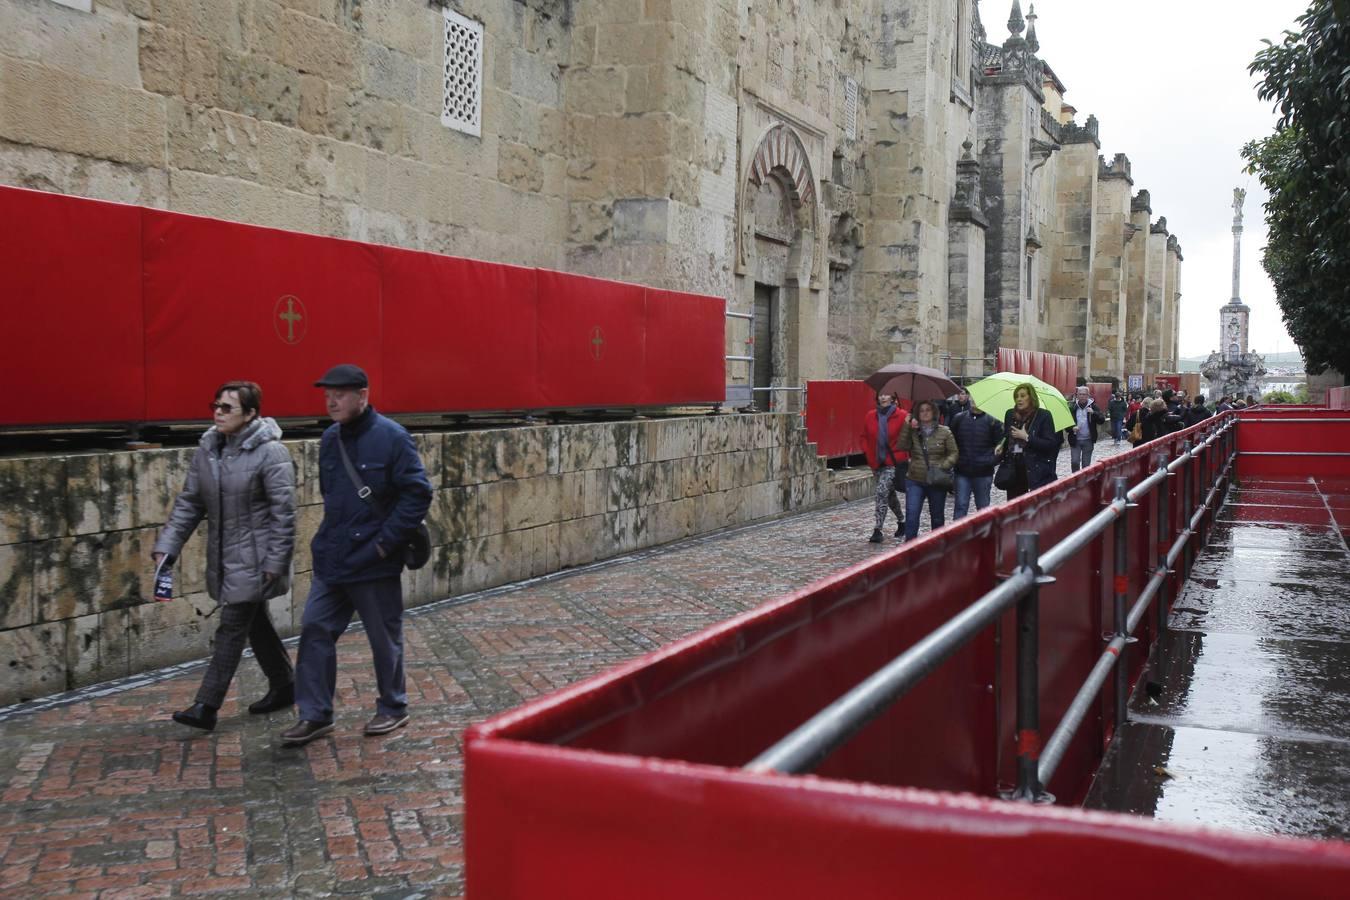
[994,458,1016,490]
[335,438,432,570]
[919,431,955,491]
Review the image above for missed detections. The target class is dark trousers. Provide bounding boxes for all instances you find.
[296,576,406,724]
[194,600,293,709]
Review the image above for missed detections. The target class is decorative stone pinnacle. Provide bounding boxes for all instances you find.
[961,139,974,160]
[1008,1,1025,38]
[1026,4,1039,52]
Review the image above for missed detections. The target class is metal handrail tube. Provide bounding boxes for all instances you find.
[1036,445,1237,788]
[746,420,1239,778]
[1037,634,1127,786]
[1037,500,1127,574]
[744,569,1038,774]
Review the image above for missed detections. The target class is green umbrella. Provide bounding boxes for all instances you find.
[967,372,1075,431]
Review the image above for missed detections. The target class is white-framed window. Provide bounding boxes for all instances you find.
[442,7,484,137]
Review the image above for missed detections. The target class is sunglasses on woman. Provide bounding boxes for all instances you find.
[209,402,240,414]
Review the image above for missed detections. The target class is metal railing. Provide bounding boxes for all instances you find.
[745,417,1239,802]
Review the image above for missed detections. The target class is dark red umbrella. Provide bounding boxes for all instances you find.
[862,363,960,404]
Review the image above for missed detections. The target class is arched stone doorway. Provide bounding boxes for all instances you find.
[738,124,820,410]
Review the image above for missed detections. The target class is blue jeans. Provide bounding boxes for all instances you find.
[1111,418,1123,441]
[953,474,992,519]
[904,478,947,541]
[296,576,407,724]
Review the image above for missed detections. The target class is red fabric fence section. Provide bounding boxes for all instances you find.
[802,381,876,458]
[0,184,724,426]
[1237,408,1350,479]
[996,348,1077,396]
[142,209,384,422]
[463,414,1350,896]
[0,187,145,425]
[1327,387,1350,410]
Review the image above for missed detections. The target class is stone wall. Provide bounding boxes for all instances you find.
[1088,156,1133,379]
[0,0,572,268]
[0,413,828,705]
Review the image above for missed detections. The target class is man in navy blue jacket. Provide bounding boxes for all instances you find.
[282,364,433,747]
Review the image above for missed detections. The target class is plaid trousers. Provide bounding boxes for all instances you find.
[194,600,294,709]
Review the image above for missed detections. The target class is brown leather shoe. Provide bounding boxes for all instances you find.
[280,720,334,746]
[363,713,410,736]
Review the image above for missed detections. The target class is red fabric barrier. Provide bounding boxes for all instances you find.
[1086,382,1112,409]
[378,247,541,413]
[996,347,1077,396]
[643,288,725,405]
[802,381,876,458]
[0,186,145,424]
[142,210,383,420]
[467,738,1350,900]
[1328,387,1350,410]
[2,186,725,425]
[1237,410,1350,478]
[465,414,1344,896]
[535,271,647,408]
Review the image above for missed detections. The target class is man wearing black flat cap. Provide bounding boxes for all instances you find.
[281,364,432,746]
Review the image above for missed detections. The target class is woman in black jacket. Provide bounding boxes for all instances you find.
[1000,384,1062,499]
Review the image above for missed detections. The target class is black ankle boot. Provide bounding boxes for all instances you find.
[868,529,883,543]
[248,683,295,715]
[172,702,218,731]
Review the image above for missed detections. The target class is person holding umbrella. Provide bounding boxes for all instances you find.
[860,391,909,543]
[1000,383,1062,498]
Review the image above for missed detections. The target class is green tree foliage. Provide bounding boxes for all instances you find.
[1242,1,1350,375]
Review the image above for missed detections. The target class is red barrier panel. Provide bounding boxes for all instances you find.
[535,271,647,408]
[142,210,383,420]
[0,188,145,425]
[996,347,1077,396]
[802,381,876,458]
[465,416,1345,896]
[643,288,725,406]
[1328,387,1350,410]
[1237,410,1350,478]
[1,184,726,425]
[378,247,541,413]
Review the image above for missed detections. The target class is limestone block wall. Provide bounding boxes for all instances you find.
[0,0,573,268]
[1088,164,1133,380]
[1124,196,1153,376]
[1044,140,1097,365]
[0,413,829,705]
[1163,240,1182,373]
[1145,226,1169,373]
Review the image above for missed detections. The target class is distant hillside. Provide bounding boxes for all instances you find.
[1176,350,1305,373]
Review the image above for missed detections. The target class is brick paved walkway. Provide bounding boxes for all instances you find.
[0,440,1130,897]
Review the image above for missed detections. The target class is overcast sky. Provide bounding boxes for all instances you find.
[1011,0,1310,360]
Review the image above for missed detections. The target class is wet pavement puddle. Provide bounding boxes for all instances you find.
[1087,476,1350,840]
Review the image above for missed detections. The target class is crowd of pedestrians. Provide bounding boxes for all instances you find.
[860,380,1242,543]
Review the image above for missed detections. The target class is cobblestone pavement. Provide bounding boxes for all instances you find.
[0,440,1131,897]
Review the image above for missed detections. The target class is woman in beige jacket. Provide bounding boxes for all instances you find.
[897,400,959,542]
[153,381,296,731]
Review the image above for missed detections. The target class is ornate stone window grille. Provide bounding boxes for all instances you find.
[442,7,483,137]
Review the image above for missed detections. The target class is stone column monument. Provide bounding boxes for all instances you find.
[1201,188,1266,399]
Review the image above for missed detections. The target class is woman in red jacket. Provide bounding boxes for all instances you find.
[860,392,910,542]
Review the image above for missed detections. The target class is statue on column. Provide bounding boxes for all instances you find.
[1232,187,1246,224]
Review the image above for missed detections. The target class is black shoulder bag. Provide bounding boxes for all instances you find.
[919,430,955,491]
[335,438,431,571]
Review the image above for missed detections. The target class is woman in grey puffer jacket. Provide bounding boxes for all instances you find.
[153,381,297,731]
